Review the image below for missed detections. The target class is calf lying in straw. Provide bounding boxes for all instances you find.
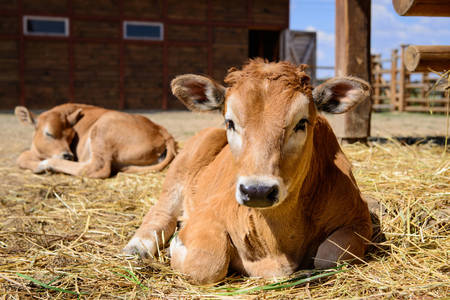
[15,103,177,178]
[124,59,372,284]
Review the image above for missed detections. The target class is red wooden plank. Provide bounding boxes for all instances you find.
[18,0,25,106]
[68,0,74,102]
[119,0,125,109]
[207,0,213,76]
[162,0,168,110]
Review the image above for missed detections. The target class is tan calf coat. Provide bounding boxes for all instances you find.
[124,60,372,284]
[16,103,177,178]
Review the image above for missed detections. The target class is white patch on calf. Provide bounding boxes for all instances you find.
[225,98,243,155]
[36,159,49,173]
[169,234,187,264]
[123,236,157,258]
[284,93,310,153]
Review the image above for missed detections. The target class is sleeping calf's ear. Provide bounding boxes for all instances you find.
[313,77,371,114]
[171,74,226,112]
[15,106,36,127]
[67,108,83,126]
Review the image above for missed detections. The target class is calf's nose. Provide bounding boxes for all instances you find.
[62,152,74,161]
[239,183,279,207]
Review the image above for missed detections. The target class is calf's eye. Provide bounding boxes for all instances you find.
[225,119,235,131]
[45,131,55,138]
[294,118,309,132]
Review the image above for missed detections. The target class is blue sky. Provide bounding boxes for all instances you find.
[290,0,450,78]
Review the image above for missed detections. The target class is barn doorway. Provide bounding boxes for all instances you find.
[248,30,280,61]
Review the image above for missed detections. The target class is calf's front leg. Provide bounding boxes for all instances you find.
[170,215,230,284]
[17,150,46,173]
[44,153,112,178]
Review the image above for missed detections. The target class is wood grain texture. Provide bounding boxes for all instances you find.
[393,0,450,17]
[334,0,372,141]
[74,43,120,109]
[0,41,19,109]
[404,45,450,72]
[124,44,163,109]
[24,41,70,109]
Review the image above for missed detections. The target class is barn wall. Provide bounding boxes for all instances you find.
[0,0,288,110]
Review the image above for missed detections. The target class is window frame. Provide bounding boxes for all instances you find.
[23,15,69,37]
[123,21,164,41]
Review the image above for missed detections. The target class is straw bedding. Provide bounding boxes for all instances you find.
[0,113,448,299]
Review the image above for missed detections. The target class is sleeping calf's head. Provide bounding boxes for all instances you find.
[171,59,370,208]
[15,106,82,161]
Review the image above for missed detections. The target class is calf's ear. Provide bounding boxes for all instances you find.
[171,74,226,112]
[67,108,83,126]
[312,77,371,114]
[15,106,36,127]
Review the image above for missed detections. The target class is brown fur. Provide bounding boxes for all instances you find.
[15,103,177,178]
[124,60,372,284]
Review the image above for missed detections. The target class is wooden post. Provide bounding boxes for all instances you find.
[373,54,381,106]
[421,72,428,107]
[398,45,407,111]
[393,0,450,17]
[335,0,371,143]
[390,49,398,110]
[404,45,450,72]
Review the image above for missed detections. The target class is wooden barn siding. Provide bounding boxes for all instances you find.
[0,0,288,110]
[123,0,163,19]
[24,40,70,109]
[0,40,19,109]
[0,16,18,35]
[23,0,68,14]
[0,0,18,11]
[74,43,120,108]
[125,44,163,110]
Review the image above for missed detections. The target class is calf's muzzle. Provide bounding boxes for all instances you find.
[238,183,279,207]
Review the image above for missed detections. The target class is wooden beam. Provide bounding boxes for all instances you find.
[398,45,407,112]
[390,49,398,109]
[392,0,450,17]
[335,0,371,142]
[404,45,450,72]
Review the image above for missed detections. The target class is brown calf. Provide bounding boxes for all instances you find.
[15,103,177,178]
[124,60,372,284]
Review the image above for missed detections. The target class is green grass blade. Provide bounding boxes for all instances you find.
[113,268,149,291]
[16,273,82,296]
[46,274,65,286]
[216,269,346,296]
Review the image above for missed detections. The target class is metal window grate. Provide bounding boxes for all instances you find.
[123,21,163,41]
[23,16,69,37]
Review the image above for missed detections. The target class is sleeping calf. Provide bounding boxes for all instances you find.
[15,103,177,178]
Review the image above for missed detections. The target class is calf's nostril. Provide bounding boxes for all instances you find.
[267,186,279,201]
[62,153,74,161]
[239,183,279,202]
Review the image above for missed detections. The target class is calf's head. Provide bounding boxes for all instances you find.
[171,59,370,208]
[15,106,82,161]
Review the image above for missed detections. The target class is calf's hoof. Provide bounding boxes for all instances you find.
[122,237,157,259]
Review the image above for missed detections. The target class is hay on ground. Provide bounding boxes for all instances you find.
[0,140,448,299]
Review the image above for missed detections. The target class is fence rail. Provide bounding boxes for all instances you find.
[371,45,448,113]
[317,45,448,113]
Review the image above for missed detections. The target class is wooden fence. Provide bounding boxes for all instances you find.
[371,45,448,113]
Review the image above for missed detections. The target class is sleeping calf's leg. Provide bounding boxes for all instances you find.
[170,216,230,284]
[17,150,45,173]
[314,226,371,269]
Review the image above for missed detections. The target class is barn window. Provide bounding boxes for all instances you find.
[23,16,69,37]
[123,21,163,41]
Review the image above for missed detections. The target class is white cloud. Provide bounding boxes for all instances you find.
[371,1,450,59]
[305,26,335,47]
[289,0,450,78]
